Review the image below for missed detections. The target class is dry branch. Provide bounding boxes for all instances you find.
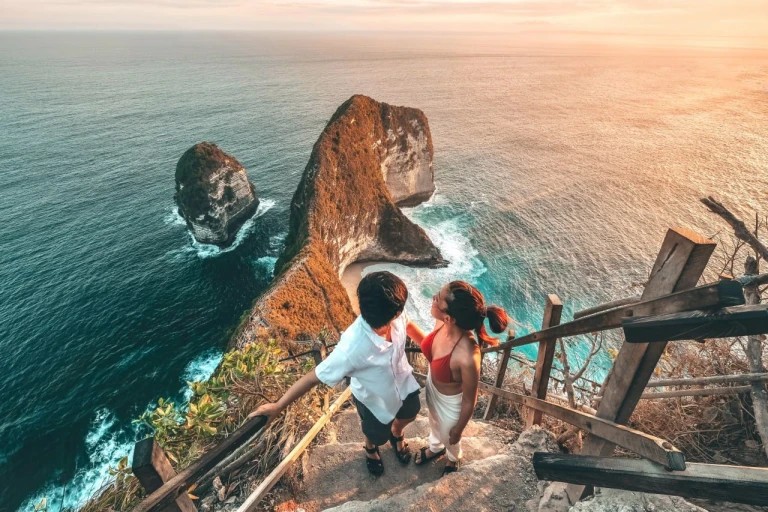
[701,196,768,261]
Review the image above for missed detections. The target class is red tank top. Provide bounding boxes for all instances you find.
[420,326,460,384]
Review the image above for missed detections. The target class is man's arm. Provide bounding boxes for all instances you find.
[249,368,322,422]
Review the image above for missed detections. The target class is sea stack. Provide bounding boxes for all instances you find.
[233,95,446,346]
[174,142,259,246]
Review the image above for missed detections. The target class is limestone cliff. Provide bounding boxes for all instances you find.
[175,142,259,246]
[378,101,436,207]
[233,95,445,346]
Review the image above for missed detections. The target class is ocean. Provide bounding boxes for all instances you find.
[0,32,766,511]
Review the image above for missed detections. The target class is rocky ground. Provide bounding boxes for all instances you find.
[200,393,764,512]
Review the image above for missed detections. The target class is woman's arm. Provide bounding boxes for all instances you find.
[406,320,427,344]
[449,348,481,445]
[248,368,322,422]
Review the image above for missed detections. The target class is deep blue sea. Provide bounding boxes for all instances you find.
[0,32,766,511]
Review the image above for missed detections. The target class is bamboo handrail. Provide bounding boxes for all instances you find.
[646,372,768,388]
[236,387,353,512]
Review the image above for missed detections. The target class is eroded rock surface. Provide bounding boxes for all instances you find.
[232,95,445,345]
[175,142,259,246]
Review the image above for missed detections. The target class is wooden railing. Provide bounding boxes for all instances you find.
[468,227,768,506]
[132,227,768,511]
[132,342,333,512]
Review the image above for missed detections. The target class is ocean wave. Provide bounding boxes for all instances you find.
[166,199,277,260]
[19,410,136,512]
[361,198,488,330]
[253,255,278,278]
[181,349,223,401]
[21,349,225,512]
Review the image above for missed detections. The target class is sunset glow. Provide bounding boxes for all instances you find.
[4,0,767,49]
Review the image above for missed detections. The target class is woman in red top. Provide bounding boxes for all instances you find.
[408,281,510,474]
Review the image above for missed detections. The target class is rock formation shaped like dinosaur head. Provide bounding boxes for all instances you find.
[234,95,446,345]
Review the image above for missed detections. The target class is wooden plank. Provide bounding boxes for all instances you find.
[134,415,268,512]
[573,296,639,320]
[568,227,715,503]
[483,330,514,420]
[526,295,563,428]
[482,278,740,354]
[477,382,685,470]
[132,438,197,512]
[236,387,353,512]
[641,385,752,399]
[622,304,768,343]
[534,453,768,506]
[647,372,768,387]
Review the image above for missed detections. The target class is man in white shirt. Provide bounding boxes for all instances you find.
[250,271,422,476]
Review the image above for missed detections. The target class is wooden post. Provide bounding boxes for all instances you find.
[566,227,715,503]
[534,453,768,506]
[132,438,197,512]
[406,337,417,366]
[134,415,268,512]
[483,328,515,420]
[312,340,329,409]
[526,295,563,428]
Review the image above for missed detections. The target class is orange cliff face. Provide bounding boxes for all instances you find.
[232,95,446,347]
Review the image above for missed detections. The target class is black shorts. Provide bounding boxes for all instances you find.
[354,389,421,446]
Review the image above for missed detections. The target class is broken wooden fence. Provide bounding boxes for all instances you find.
[461,227,768,506]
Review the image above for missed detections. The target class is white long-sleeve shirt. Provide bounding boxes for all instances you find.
[315,313,420,423]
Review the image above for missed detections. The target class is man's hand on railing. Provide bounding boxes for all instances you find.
[248,402,283,422]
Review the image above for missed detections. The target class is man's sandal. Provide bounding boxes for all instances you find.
[414,446,446,466]
[389,433,412,464]
[441,459,461,476]
[364,445,384,476]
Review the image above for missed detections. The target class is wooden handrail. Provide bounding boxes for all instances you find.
[236,387,353,512]
[474,380,685,470]
[134,416,268,512]
[482,279,743,354]
[647,372,768,388]
[534,453,768,506]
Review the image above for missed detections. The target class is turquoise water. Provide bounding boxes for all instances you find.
[1,32,766,511]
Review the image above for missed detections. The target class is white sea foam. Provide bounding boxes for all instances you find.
[19,410,135,512]
[163,206,187,227]
[361,200,487,330]
[181,349,223,401]
[21,349,226,512]
[254,256,278,278]
[165,199,277,260]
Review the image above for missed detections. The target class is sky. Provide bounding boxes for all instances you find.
[3,0,768,49]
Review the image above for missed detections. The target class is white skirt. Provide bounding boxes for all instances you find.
[425,370,464,462]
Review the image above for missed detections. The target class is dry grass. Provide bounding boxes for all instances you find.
[482,336,767,466]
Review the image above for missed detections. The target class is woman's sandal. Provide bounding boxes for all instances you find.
[414,446,446,466]
[441,459,461,476]
[364,445,384,476]
[389,433,412,464]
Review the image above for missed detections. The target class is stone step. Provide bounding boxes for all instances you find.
[320,429,558,512]
[317,404,511,446]
[292,396,523,511]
